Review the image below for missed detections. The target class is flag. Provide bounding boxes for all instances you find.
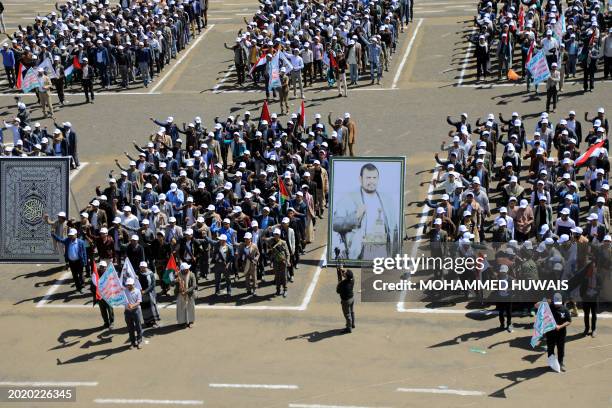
[526,50,550,84]
[518,6,525,31]
[37,58,57,79]
[92,260,102,301]
[268,53,281,91]
[64,64,74,82]
[98,264,128,307]
[575,139,606,167]
[21,68,39,93]
[507,69,520,81]
[322,51,337,69]
[15,63,26,89]
[530,300,557,348]
[260,99,271,124]
[72,55,82,70]
[279,51,294,72]
[163,254,179,285]
[249,53,267,75]
[121,258,142,290]
[297,100,305,127]
[277,176,290,207]
[526,42,535,63]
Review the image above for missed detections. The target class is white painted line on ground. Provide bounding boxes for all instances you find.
[392,18,423,89]
[150,24,215,93]
[210,383,298,389]
[290,405,391,408]
[212,65,236,93]
[457,27,475,86]
[35,163,89,308]
[95,399,203,405]
[0,381,98,387]
[398,307,612,318]
[397,387,485,396]
[396,166,438,312]
[39,247,326,312]
[0,92,160,96]
[298,250,325,310]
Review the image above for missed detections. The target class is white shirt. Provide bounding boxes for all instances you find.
[290,55,304,71]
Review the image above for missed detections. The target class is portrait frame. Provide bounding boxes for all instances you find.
[327,156,405,266]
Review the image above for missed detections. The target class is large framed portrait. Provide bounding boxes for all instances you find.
[327,157,405,265]
[0,157,70,263]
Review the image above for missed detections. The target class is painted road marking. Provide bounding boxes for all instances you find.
[210,383,298,389]
[392,18,423,89]
[150,25,215,93]
[95,399,203,405]
[397,387,485,396]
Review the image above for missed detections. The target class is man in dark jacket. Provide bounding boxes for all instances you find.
[336,269,355,333]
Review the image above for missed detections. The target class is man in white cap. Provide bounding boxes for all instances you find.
[268,228,290,297]
[539,293,571,372]
[51,228,87,293]
[81,56,95,103]
[545,62,560,113]
[36,67,54,117]
[92,260,114,330]
[137,261,160,328]
[208,233,235,296]
[588,196,610,230]
[174,262,197,328]
[43,211,68,252]
[238,232,260,295]
[123,277,143,349]
[496,264,513,332]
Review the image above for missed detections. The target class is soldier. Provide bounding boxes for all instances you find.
[268,228,290,297]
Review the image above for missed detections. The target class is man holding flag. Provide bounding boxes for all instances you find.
[91,260,115,330]
[535,294,572,372]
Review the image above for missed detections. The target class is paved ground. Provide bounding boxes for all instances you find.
[0,0,611,407]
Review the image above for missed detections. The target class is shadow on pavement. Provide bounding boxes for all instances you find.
[285,328,348,342]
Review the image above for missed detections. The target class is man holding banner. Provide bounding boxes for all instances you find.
[92,261,115,330]
[534,294,572,372]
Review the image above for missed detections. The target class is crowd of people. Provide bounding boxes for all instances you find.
[427,107,610,370]
[31,106,358,347]
[0,0,209,102]
[471,0,611,93]
[224,0,413,99]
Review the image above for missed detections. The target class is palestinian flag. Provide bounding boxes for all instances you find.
[163,254,178,285]
[72,55,82,70]
[64,64,75,82]
[249,52,267,75]
[278,176,290,207]
[15,63,26,90]
[259,99,271,124]
[575,139,606,167]
[297,100,305,127]
[92,260,102,301]
[526,41,535,63]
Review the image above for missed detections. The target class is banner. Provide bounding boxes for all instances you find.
[21,68,39,93]
[121,258,142,290]
[530,300,557,347]
[267,53,281,91]
[37,58,57,79]
[553,15,565,42]
[0,157,70,263]
[526,50,550,85]
[98,263,128,307]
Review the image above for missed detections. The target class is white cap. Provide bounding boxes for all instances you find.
[68,228,77,236]
[273,228,281,235]
[125,277,135,285]
[131,235,139,241]
[218,234,227,241]
[560,208,570,215]
[244,232,253,239]
[139,261,148,267]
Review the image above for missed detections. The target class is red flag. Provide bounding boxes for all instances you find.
[92,260,102,301]
[298,100,305,127]
[15,63,25,89]
[277,176,290,206]
[329,52,338,69]
[518,6,525,31]
[260,99,271,124]
[575,139,606,167]
[73,55,82,70]
[526,42,535,63]
[249,52,267,75]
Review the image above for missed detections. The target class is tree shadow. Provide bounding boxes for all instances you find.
[285,328,348,342]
